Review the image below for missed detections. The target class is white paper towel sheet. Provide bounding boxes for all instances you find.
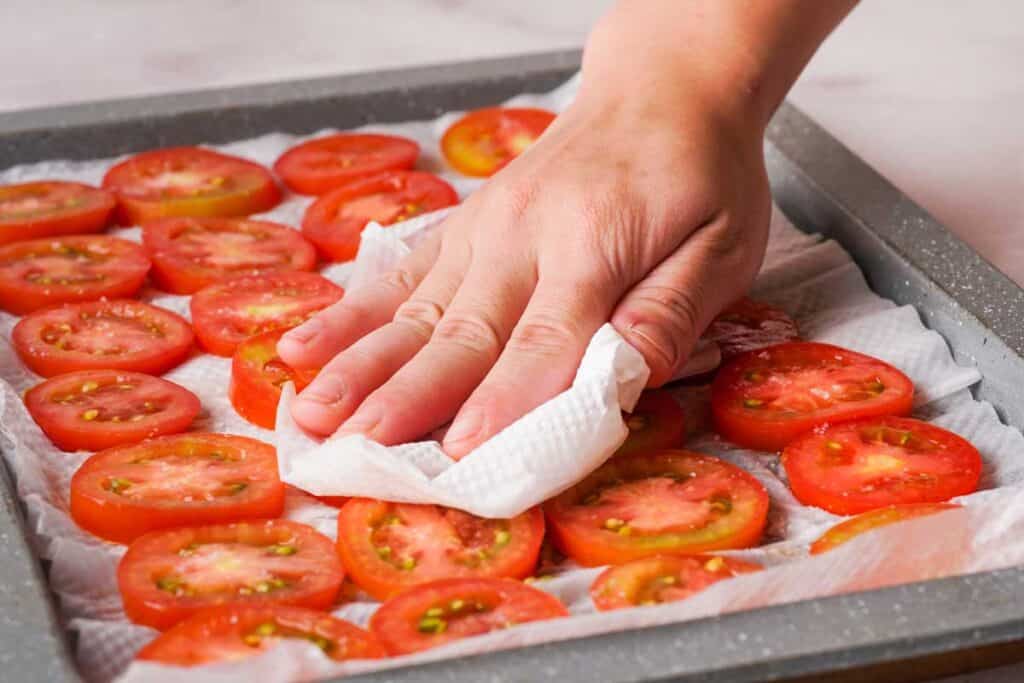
[2,75,1024,683]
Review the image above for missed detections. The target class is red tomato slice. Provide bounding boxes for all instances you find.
[544,450,769,567]
[24,370,199,452]
[369,578,568,655]
[336,499,545,601]
[0,235,150,315]
[705,297,801,360]
[102,147,281,225]
[190,272,343,356]
[301,171,458,262]
[118,519,344,630]
[440,107,556,177]
[590,554,762,611]
[273,133,420,196]
[810,502,961,554]
[142,217,317,294]
[136,604,385,666]
[614,390,686,458]
[711,342,915,452]
[782,416,981,516]
[71,432,284,543]
[230,328,319,429]
[12,299,194,377]
[0,181,116,245]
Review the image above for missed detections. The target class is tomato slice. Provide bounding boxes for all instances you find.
[190,272,343,356]
[142,217,317,294]
[230,328,319,429]
[12,299,194,377]
[590,554,762,611]
[0,235,150,315]
[25,370,199,452]
[810,502,960,555]
[136,604,384,666]
[440,107,556,177]
[711,342,915,452]
[0,181,116,245]
[544,450,769,567]
[336,499,545,601]
[782,416,981,515]
[118,519,344,630]
[614,390,685,458]
[273,133,420,196]
[369,578,568,655]
[705,297,801,360]
[102,147,281,225]
[301,170,458,262]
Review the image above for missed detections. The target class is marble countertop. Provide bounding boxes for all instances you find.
[1,1,1022,680]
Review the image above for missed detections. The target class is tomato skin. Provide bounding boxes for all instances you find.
[230,328,319,429]
[301,171,458,262]
[142,217,317,294]
[273,133,420,195]
[810,503,960,555]
[369,578,568,655]
[118,519,344,630]
[102,147,281,225]
[12,299,194,377]
[0,181,116,245]
[545,450,769,567]
[711,342,915,452]
[590,554,762,611]
[705,297,801,360]
[440,107,556,177]
[614,390,686,458]
[336,499,545,601]
[783,416,981,516]
[190,271,343,356]
[136,605,385,666]
[24,370,199,452]
[0,235,150,315]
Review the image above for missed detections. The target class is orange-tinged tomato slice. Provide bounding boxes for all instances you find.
[711,342,915,452]
[705,297,801,360]
[142,217,317,294]
[136,605,385,666]
[783,416,981,516]
[590,554,762,611]
[25,370,200,452]
[615,390,686,458]
[0,181,116,245]
[230,328,319,429]
[545,450,769,567]
[102,147,281,225]
[12,299,194,377]
[810,502,960,555]
[369,578,568,655]
[273,133,420,195]
[440,107,556,177]
[336,499,545,601]
[301,170,458,262]
[118,519,344,630]
[190,271,343,356]
[0,235,150,315]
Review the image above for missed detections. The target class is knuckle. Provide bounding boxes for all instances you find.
[622,284,705,379]
[393,298,445,340]
[432,313,503,359]
[376,267,420,296]
[489,176,540,222]
[633,284,704,336]
[507,315,579,357]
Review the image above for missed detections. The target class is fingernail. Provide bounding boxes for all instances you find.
[443,408,484,447]
[282,318,322,345]
[299,374,346,406]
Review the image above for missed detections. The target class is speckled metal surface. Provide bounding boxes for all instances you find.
[1,50,1022,683]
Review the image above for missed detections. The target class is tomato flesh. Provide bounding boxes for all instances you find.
[440,107,556,177]
[711,342,915,452]
[273,133,420,195]
[301,170,458,262]
[25,370,199,452]
[0,181,115,245]
[336,499,545,600]
[590,554,761,611]
[142,217,317,294]
[12,299,194,377]
[369,577,568,655]
[118,519,344,630]
[190,271,343,356]
[705,297,801,360]
[545,450,769,566]
[230,328,319,429]
[783,416,981,515]
[615,390,685,458]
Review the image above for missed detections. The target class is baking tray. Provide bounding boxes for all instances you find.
[3,49,1024,683]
